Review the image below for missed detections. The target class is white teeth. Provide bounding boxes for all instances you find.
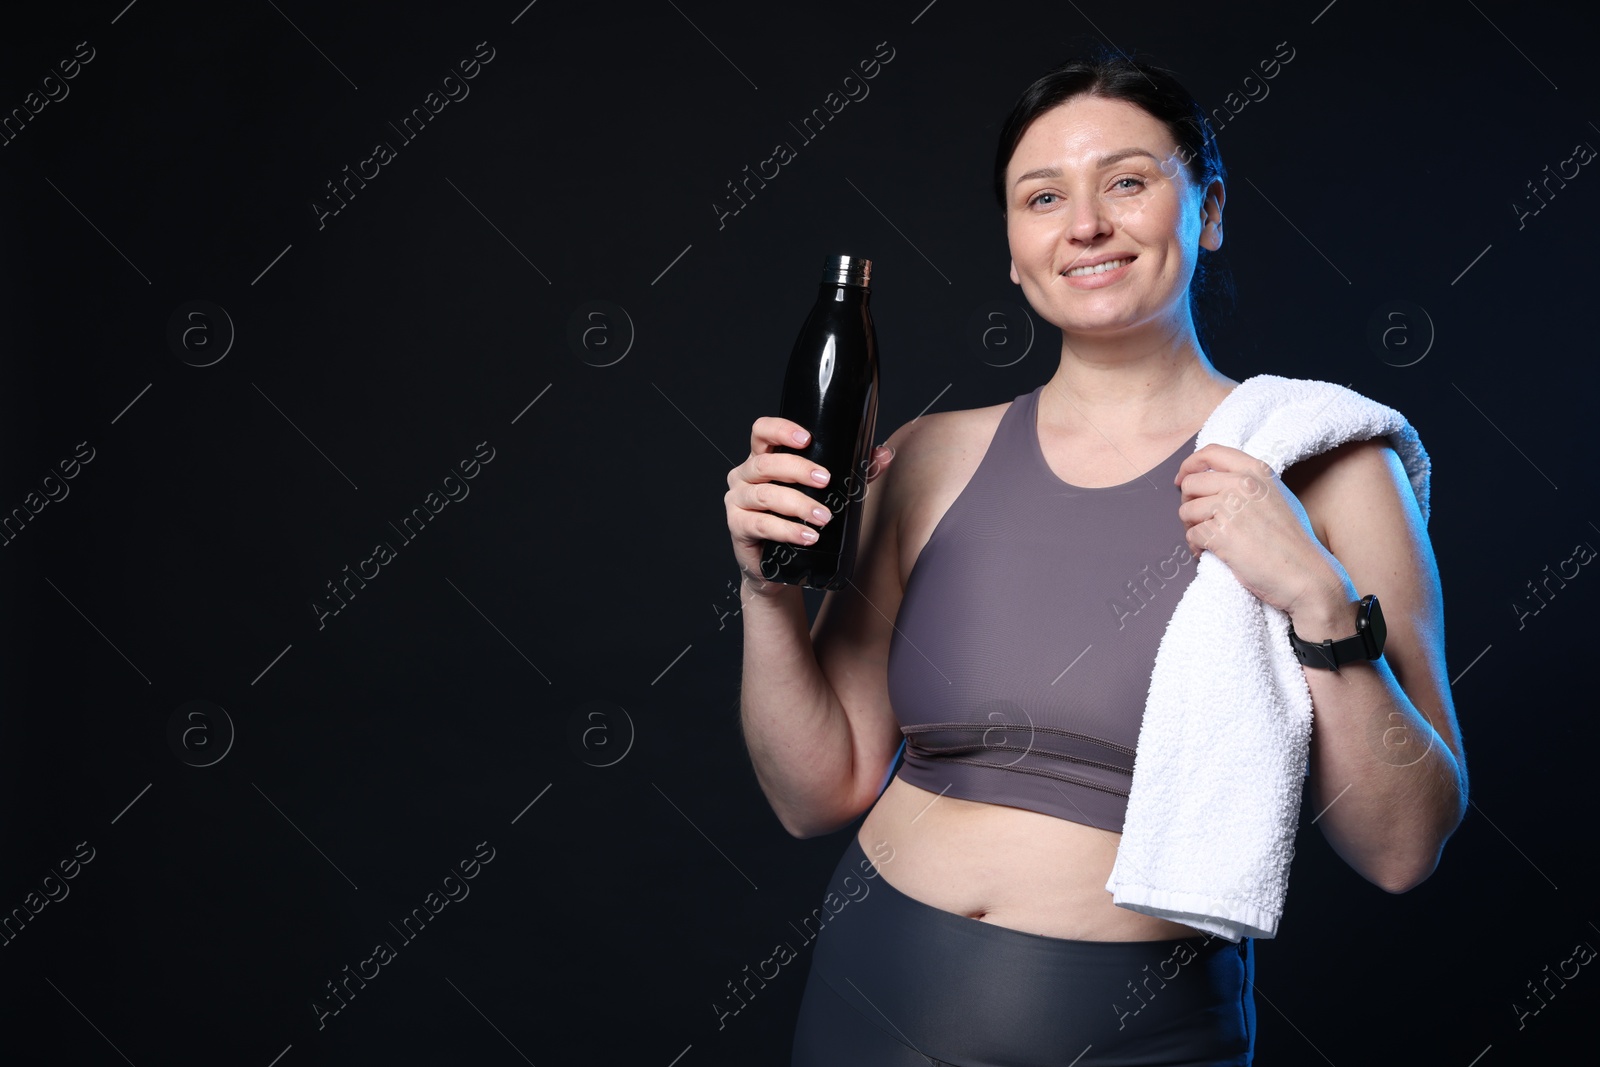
[1064,257,1132,277]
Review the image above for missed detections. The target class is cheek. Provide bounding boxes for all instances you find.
[1005,226,1037,270]
[1114,193,1175,231]
[1126,202,1194,261]
[1008,218,1056,260]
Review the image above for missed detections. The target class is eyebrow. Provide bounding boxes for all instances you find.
[1012,148,1162,189]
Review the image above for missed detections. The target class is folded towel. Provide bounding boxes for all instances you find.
[1105,374,1432,941]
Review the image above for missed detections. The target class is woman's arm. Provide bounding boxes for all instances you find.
[1281,438,1468,893]
[733,423,914,839]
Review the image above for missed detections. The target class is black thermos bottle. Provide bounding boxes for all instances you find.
[759,255,880,590]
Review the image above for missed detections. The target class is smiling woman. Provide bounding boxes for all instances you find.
[994,71,1235,360]
[725,43,1464,1067]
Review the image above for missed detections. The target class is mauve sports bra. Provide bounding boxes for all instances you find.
[885,382,1202,833]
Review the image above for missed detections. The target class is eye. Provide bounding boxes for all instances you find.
[1112,176,1147,192]
[1026,191,1060,208]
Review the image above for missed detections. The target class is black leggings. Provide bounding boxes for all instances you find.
[791,833,1255,1067]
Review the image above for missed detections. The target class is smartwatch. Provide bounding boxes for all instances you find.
[1287,593,1386,671]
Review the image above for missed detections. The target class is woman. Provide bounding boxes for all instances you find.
[724,51,1467,1067]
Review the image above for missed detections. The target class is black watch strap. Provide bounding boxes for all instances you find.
[1287,594,1386,671]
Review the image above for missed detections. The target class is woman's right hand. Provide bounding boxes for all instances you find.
[724,418,894,595]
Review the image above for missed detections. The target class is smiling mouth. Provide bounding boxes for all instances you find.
[1062,257,1135,278]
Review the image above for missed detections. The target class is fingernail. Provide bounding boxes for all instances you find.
[793,429,809,444]
[799,528,818,542]
[811,468,829,484]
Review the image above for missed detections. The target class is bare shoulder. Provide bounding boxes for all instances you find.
[892,395,1012,479]
[883,395,1015,584]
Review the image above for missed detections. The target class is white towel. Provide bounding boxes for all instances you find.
[1105,374,1432,941]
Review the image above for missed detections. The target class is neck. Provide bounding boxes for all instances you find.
[1040,319,1232,435]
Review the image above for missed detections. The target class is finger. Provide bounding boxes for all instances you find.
[1174,466,1224,501]
[751,416,813,454]
[735,480,834,528]
[742,449,832,490]
[1174,443,1257,482]
[1173,451,1208,484]
[863,442,896,482]
[737,496,825,545]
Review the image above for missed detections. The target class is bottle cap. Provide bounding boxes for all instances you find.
[823,255,872,288]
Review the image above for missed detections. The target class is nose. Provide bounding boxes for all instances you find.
[1067,195,1112,243]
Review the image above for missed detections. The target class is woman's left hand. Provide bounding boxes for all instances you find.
[1173,443,1346,617]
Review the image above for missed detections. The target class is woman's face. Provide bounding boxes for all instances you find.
[1003,94,1222,340]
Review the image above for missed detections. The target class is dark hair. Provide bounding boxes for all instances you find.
[993,48,1235,356]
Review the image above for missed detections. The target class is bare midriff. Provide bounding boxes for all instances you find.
[856,775,1205,942]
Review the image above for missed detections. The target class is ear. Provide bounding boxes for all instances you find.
[1009,257,1020,285]
[1199,179,1225,251]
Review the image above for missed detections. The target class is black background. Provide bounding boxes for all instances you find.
[1,1,1596,1064]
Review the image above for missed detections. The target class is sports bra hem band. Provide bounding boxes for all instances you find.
[900,721,1137,758]
[900,757,1133,797]
[903,741,1134,777]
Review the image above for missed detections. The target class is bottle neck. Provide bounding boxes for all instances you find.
[824,256,871,287]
